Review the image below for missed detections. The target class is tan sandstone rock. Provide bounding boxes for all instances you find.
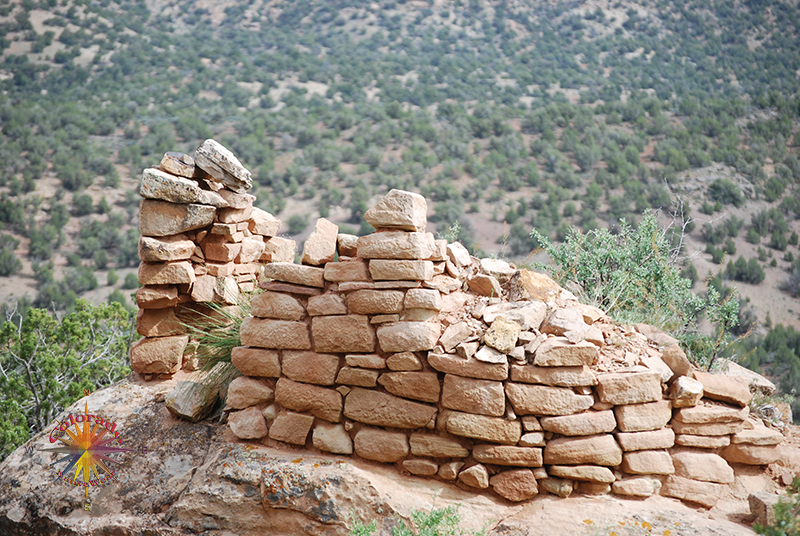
[357,231,436,260]
[274,378,342,422]
[231,347,281,377]
[533,338,598,367]
[661,475,722,508]
[136,308,183,337]
[369,259,434,281]
[346,290,405,315]
[428,352,508,381]
[621,450,675,475]
[312,422,353,455]
[446,412,521,445]
[136,286,179,309]
[354,427,409,462]
[490,469,538,502]
[596,371,662,405]
[540,410,616,436]
[377,322,440,353]
[672,450,734,483]
[307,294,348,316]
[544,434,623,466]
[336,367,379,387]
[263,262,325,288]
[505,383,594,416]
[364,189,427,232]
[269,412,315,445]
[510,364,597,387]
[549,465,615,483]
[409,433,469,458]
[670,376,704,408]
[323,260,370,282]
[249,207,282,236]
[441,375,506,417]
[403,459,438,476]
[282,351,340,386]
[378,372,440,403]
[720,444,782,465]
[226,376,274,409]
[228,407,268,439]
[139,200,216,237]
[139,235,196,263]
[240,318,311,350]
[250,292,306,321]
[194,139,252,193]
[139,261,196,286]
[616,428,675,451]
[612,477,662,497]
[301,218,338,266]
[130,335,188,375]
[312,315,377,353]
[344,388,437,429]
[458,465,490,489]
[473,445,543,467]
[693,371,753,407]
[614,400,672,432]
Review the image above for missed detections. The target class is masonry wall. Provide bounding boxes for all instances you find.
[134,141,786,507]
[131,142,294,377]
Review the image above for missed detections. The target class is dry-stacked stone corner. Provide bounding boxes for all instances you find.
[131,141,285,379]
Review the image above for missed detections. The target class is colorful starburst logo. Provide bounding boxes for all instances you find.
[41,401,137,506]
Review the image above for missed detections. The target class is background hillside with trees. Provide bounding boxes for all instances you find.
[0,0,798,433]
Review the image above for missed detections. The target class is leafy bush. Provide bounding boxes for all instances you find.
[0,233,21,277]
[708,178,744,207]
[288,214,309,234]
[532,212,739,360]
[726,256,766,284]
[0,301,134,460]
[350,505,485,536]
[122,273,139,289]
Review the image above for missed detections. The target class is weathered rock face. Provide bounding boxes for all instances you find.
[195,138,253,193]
[140,167,229,207]
[363,189,427,232]
[139,199,216,237]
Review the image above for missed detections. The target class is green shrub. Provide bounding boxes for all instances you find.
[350,505,485,536]
[726,256,766,284]
[532,212,739,364]
[0,301,134,460]
[122,273,139,289]
[0,234,21,277]
[107,269,119,286]
[747,228,762,244]
[288,214,309,234]
[708,178,744,207]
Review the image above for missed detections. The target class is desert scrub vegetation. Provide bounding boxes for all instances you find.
[532,211,740,369]
[350,505,486,536]
[0,300,135,460]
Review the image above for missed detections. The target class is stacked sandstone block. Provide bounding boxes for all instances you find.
[217,189,786,506]
[131,140,293,377]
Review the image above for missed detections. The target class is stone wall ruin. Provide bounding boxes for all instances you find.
[133,140,786,507]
